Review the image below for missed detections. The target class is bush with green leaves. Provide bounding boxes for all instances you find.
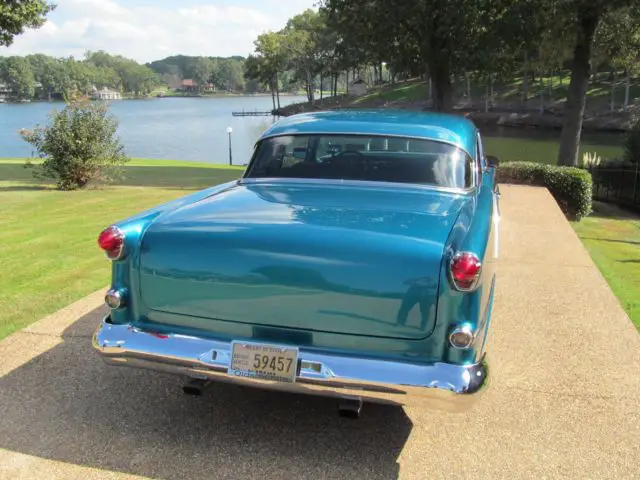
[496,162,593,220]
[20,100,128,190]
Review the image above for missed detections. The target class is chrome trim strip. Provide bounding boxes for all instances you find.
[93,318,487,411]
[238,177,476,196]
[257,131,475,159]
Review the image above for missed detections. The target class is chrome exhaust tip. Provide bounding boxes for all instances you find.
[338,398,363,419]
[182,378,212,396]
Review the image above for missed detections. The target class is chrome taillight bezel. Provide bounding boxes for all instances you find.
[449,251,482,292]
[98,225,125,261]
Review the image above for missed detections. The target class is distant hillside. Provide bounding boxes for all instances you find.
[146,55,250,92]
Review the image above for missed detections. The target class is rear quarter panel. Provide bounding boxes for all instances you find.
[437,167,497,365]
[108,180,240,326]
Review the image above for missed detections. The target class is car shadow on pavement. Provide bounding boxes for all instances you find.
[0,308,412,479]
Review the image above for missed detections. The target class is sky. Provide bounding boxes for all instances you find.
[1,0,317,63]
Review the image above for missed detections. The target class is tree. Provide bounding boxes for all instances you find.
[323,0,544,111]
[595,6,640,110]
[188,57,214,92]
[0,0,55,46]
[3,56,35,99]
[20,100,128,190]
[217,58,245,91]
[282,10,326,103]
[557,0,637,166]
[247,31,288,107]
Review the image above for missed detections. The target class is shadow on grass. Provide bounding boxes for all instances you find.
[0,163,243,191]
[580,237,640,246]
[618,259,640,264]
[0,185,53,192]
[589,201,640,221]
[0,307,411,479]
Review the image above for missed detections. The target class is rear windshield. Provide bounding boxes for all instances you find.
[245,134,472,189]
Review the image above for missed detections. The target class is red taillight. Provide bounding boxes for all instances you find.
[98,226,124,260]
[450,252,482,291]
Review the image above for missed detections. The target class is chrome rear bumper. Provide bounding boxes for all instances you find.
[93,317,487,411]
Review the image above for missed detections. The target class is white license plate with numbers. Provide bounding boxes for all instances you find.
[229,342,298,383]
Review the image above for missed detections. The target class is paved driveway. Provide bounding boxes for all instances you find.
[1,185,639,479]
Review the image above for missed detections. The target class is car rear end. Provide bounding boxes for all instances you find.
[93,115,495,412]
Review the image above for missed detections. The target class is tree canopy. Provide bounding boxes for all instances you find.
[0,0,54,46]
[243,1,640,166]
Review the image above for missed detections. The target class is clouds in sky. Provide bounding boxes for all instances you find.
[1,0,316,63]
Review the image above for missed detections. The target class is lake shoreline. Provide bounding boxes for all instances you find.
[274,95,637,133]
[0,92,302,104]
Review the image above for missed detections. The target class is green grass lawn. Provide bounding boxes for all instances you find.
[572,202,640,331]
[0,158,244,341]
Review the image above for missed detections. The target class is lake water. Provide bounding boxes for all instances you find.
[0,96,626,165]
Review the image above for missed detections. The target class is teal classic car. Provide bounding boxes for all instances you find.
[93,110,500,417]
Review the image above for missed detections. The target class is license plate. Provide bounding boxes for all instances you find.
[229,342,298,383]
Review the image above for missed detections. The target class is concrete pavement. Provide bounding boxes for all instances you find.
[1,185,639,479]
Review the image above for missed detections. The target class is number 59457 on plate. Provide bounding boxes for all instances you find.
[229,342,299,383]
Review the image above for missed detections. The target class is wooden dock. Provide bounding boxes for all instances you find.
[232,109,275,117]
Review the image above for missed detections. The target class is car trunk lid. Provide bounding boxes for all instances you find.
[138,182,467,340]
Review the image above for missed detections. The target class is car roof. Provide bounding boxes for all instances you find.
[259,110,478,156]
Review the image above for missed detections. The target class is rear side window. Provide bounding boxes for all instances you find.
[246,134,473,189]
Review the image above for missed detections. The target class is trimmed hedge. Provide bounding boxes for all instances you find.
[496,162,593,220]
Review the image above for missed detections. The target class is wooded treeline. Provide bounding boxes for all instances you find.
[244,1,640,166]
[0,52,279,101]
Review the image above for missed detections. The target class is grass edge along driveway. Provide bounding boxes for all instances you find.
[0,158,243,341]
[572,202,640,331]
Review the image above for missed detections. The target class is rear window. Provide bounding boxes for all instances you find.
[245,134,472,189]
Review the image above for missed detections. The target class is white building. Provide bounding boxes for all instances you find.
[92,86,122,100]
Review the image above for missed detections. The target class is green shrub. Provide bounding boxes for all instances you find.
[497,161,593,220]
[20,100,128,190]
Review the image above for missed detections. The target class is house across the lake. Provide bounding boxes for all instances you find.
[0,83,10,101]
[92,86,122,100]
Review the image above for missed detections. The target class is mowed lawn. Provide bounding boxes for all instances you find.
[572,202,640,331]
[0,158,244,340]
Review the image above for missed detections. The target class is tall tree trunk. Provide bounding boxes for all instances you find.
[548,70,554,98]
[558,10,601,166]
[320,72,323,101]
[465,72,471,106]
[271,81,276,111]
[490,76,494,104]
[307,68,314,102]
[334,74,338,96]
[539,74,545,114]
[379,62,384,83]
[610,68,616,112]
[624,69,631,108]
[428,61,453,112]
[346,70,349,94]
[522,52,529,107]
[275,72,281,110]
[485,81,489,113]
